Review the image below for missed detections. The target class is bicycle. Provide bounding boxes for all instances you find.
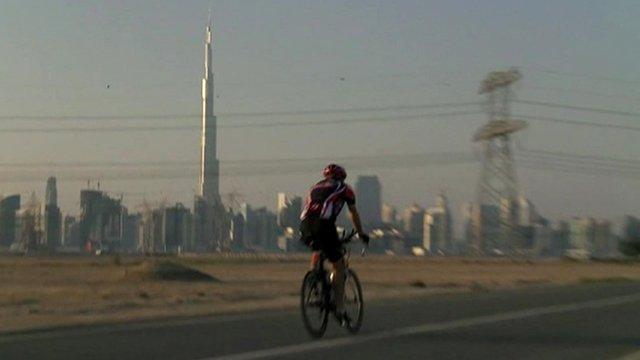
[300,229,365,338]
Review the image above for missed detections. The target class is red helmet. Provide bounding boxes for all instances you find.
[323,163,347,181]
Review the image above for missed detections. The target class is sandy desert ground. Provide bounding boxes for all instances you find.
[1,254,640,332]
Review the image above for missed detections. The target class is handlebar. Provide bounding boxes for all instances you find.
[340,229,368,256]
[340,229,358,243]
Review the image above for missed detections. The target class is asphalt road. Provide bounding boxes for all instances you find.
[3,282,640,360]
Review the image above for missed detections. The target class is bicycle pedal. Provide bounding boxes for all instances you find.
[335,312,351,328]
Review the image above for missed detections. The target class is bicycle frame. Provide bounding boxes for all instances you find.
[301,229,365,337]
[310,229,357,271]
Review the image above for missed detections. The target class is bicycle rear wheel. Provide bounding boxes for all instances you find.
[343,269,364,333]
[301,270,329,338]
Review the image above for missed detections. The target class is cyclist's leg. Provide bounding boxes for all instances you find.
[330,257,346,313]
[300,218,321,270]
[321,223,344,313]
[309,251,321,270]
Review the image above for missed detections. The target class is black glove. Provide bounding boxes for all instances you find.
[359,233,370,245]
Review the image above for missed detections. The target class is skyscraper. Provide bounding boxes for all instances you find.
[193,15,230,252]
[276,193,289,227]
[139,203,192,253]
[568,217,595,256]
[161,203,192,253]
[45,177,57,207]
[424,193,453,254]
[44,177,62,249]
[381,204,397,225]
[276,193,302,230]
[63,215,80,248]
[0,195,20,247]
[402,203,424,248]
[198,17,220,204]
[354,175,381,227]
[238,203,278,251]
[79,189,125,253]
[16,193,42,251]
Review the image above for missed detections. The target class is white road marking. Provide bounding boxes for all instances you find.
[202,293,640,360]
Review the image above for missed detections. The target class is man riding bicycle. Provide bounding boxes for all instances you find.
[300,164,369,324]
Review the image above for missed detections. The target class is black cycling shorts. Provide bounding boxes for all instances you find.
[299,218,342,262]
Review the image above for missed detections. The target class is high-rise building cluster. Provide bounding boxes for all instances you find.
[358,180,454,256]
[0,174,632,259]
[0,25,634,260]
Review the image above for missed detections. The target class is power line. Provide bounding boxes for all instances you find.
[0,151,472,169]
[520,148,640,167]
[0,111,482,134]
[525,85,640,102]
[0,151,476,172]
[519,159,640,179]
[1,147,638,172]
[516,149,640,178]
[526,66,640,85]
[4,159,638,189]
[0,101,481,121]
[516,114,640,132]
[0,151,476,183]
[2,149,639,181]
[520,157,640,176]
[0,111,633,134]
[3,98,639,134]
[226,111,479,128]
[0,160,197,169]
[516,99,640,118]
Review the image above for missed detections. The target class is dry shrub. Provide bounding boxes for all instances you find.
[409,280,427,288]
[124,260,220,282]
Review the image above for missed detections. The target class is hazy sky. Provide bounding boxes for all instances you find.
[1,0,639,225]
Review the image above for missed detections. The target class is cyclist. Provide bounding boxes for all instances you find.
[299,164,369,324]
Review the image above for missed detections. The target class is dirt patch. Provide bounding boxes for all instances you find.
[409,280,427,288]
[2,256,640,333]
[124,260,220,282]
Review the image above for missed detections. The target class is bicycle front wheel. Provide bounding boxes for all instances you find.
[343,269,364,333]
[301,270,329,338]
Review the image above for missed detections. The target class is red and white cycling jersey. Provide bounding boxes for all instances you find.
[300,179,356,222]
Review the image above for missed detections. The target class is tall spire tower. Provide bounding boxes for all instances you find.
[193,9,231,252]
[198,15,220,204]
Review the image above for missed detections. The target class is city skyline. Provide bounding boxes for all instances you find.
[0,1,638,223]
[3,4,640,358]
[0,170,634,259]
